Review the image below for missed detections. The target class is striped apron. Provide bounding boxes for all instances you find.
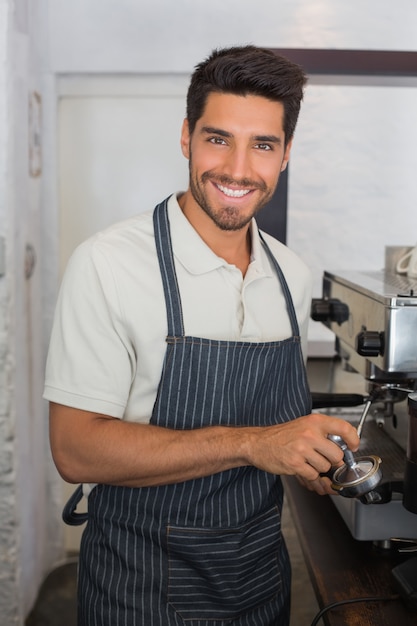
[78,198,312,626]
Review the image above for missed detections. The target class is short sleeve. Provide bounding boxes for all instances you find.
[43,240,136,417]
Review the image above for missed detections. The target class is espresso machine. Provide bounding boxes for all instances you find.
[311,246,417,545]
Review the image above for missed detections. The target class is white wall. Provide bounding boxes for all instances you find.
[46,0,417,72]
[0,1,15,620]
[0,0,62,623]
[1,0,416,622]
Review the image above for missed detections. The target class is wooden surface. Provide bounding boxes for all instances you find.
[283,476,417,625]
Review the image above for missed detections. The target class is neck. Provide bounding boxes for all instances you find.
[214,229,252,276]
[178,194,252,276]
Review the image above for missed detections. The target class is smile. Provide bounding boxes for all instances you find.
[216,184,251,198]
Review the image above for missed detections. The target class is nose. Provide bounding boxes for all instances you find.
[223,146,253,183]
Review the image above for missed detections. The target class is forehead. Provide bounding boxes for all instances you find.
[197,92,285,136]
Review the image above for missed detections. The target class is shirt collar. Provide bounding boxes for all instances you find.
[167,193,273,278]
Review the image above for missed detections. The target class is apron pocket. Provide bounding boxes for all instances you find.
[167,506,283,621]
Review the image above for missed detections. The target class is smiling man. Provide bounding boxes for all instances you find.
[182,93,289,227]
[180,91,292,274]
[44,46,359,626]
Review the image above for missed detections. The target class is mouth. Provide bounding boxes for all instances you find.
[215,183,252,199]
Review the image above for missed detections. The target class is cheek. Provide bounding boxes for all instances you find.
[263,160,284,186]
[191,147,222,174]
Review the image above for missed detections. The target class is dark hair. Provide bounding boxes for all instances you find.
[186,45,307,146]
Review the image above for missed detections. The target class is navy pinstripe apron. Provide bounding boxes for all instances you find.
[78,198,312,625]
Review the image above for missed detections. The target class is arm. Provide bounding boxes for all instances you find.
[50,402,359,490]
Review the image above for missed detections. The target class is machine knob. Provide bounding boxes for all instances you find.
[311,298,349,325]
[356,330,384,357]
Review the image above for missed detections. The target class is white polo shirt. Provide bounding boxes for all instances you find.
[44,194,312,423]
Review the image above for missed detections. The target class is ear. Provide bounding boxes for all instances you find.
[180,119,191,159]
[280,137,293,172]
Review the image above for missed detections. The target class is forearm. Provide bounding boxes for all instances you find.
[50,403,252,487]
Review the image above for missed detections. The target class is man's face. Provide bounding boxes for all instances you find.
[180,92,292,232]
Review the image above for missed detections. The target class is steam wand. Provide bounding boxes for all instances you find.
[356,398,373,438]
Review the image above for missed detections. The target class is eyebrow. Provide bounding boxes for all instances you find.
[201,126,282,145]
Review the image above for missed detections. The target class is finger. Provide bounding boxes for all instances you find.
[297,456,332,482]
[308,413,360,451]
[325,420,360,451]
[297,475,336,496]
[318,476,339,496]
[305,452,333,475]
[313,438,349,467]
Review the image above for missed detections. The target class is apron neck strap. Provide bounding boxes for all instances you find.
[153,199,301,338]
[153,198,185,337]
[259,231,301,337]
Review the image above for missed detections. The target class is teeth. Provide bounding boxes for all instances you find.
[217,184,250,198]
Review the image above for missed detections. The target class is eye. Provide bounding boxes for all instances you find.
[255,143,273,151]
[208,136,227,145]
